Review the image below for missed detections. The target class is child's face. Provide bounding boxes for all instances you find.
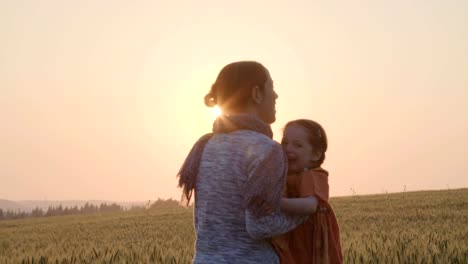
[282,124,320,174]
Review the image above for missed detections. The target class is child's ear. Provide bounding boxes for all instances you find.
[310,151,322,162]
[251,85,263,104]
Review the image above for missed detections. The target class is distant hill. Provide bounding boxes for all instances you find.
[0,200,147,212]
[0,199,25,211]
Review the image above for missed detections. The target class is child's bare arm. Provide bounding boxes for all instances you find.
[280,196,318,215]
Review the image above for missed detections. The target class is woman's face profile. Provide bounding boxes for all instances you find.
[256,69,278,124]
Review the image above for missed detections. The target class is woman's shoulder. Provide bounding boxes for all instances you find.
[229,130,281,152]
[236,130,277,143]
[210,131,282,161]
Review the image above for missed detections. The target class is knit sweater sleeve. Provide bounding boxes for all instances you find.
[245,210,306,240]
[243,141,306,239]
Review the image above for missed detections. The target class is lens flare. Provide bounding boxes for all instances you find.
[212,105,222,118]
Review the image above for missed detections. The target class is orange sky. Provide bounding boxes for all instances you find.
[1,1,467,201]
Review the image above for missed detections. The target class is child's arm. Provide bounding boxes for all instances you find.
[280,196,318,215]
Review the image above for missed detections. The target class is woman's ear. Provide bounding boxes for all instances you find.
[251,85,263,104]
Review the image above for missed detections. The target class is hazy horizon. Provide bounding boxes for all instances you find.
[1,1,467,201]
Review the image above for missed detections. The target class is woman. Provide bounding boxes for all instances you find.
[178,61,310,263]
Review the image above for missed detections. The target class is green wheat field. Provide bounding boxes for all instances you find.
[1,189,467,264]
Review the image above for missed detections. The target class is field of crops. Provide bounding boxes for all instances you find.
[1,188,467,263]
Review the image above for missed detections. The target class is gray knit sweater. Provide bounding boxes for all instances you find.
[193,130,305,264]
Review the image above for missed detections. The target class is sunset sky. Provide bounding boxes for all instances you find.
[1,1,467,201]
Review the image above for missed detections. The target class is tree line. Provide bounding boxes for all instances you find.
[0,198,182,221]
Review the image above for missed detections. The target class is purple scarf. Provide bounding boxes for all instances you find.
[177,114,287,216]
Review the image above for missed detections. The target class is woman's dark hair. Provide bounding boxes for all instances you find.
[284,119,328,168]
[204,61,268,113]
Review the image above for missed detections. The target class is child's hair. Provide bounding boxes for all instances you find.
[284,119,328,168]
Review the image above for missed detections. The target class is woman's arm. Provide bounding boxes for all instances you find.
[281,196,318,215]
[245,209,306,240]
[244,196,318,240]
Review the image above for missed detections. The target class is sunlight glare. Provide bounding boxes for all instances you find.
[212,105,222,118]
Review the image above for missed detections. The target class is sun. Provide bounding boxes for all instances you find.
[212,105,222,118]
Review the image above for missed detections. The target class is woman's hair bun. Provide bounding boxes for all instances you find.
[204,84,217,107]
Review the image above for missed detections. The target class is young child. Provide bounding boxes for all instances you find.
[273,119,343,264]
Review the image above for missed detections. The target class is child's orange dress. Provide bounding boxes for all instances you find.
[272,167,343,264]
